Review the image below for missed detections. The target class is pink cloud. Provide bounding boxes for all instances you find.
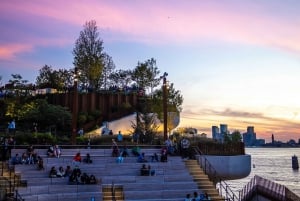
[1,1,300,56]
[0,44,33,60]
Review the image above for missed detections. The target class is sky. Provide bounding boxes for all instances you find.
[1,0,300,142]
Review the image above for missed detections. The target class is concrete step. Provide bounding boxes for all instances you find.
[184,160,225,201]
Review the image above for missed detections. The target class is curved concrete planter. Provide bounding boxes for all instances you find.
[197,154,251,180]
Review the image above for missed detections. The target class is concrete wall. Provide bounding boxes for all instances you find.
[197,154,251,180]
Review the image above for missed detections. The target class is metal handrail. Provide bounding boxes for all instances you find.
[110,181,125,201]
[15,190,25,201]
[111,181,116,201]
[193,146,239,201]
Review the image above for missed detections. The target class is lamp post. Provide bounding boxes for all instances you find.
[161,72,168,141]
[71,67,79,145]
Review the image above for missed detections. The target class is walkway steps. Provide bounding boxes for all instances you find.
[102,185,124,201]
[9,149,213,201]
[185,159,225,200]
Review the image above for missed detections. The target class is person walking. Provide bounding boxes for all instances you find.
[181,137,190,159]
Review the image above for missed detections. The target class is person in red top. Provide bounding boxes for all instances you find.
[72,152,81,165]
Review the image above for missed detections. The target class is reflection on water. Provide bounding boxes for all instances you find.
[226,148,300,196]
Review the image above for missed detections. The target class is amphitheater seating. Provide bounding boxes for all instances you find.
[11,148,204,201]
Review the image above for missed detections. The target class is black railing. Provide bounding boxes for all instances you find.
[110,181,124,201]
[193,146,239,201]
[111,181,116,201]
[15,190,25,201]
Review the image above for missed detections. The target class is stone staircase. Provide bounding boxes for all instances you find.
[1,166,19,200]
[9,148,226,201]
[0,161,22,200]
[185,159,224,200]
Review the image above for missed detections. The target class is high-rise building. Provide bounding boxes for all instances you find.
[243,126,257,146]
[220,124,228,134]
[212,124,228,143]
[212,126,219,139]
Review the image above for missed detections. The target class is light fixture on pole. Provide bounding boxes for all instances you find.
[71,67,79,145]
[160,72,168,141]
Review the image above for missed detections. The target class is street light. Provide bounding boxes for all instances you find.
[71,67,79,145]
[160,72,168,141]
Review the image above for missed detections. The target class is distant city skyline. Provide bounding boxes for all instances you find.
[1,1,300,141]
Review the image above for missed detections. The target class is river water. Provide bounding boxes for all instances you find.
[226,147,300,197]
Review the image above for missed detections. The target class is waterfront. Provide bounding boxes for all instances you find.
[226,147,300,197]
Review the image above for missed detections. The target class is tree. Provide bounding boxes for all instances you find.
[100,53,116,90]
[231,130,242,143]
[131,58,160,93]
[8,74,28,96]
[36,65,72,92]
[19,99,71,132]
[109,69,132,89]
[73,20,105,90]
[57,69,73,92]
[131,110,159,144]
[151,82,183,120]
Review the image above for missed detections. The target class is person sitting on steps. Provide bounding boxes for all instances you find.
[89,174,97,184]
[137,152,147,163]
[148,165,155,176]
[49,166,57,178]
[83,153,92,163]
[57,166,65,177]
[131,145,140,156]
[121,145,129,157]
[64,165,72,177]
[151,153,159,162]
[37,156,44,170]
[140,164,149,176]
[160,147,168,162]
[111,139,119,157]
[72,152,82,165]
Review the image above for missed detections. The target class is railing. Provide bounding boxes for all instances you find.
[110,181,125,201]
[1,162,25,201]
[111,181,116,201]
[15,190,25,201]
[239,175,300,201]
[193,146,239,201]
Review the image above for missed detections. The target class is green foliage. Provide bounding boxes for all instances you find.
[17,99,71,132]
[78,113,88,125]
[15,132,56,145]
[8,74,29,96]
[151,82,183,121]
[231,130,242,143]
[131,112,159,144]
[87,115,95,122]
[36,65,72,91]
[120,102,132,111]
[99,53,116,90]
[73,20,105,90]
[131,58,160,92]
[90,110,101,119]
[109,69,132,88]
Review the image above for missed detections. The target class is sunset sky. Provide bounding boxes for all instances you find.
[1,0,300,142]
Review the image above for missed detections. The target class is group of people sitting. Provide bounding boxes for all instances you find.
[48,165,97,185]
[49,165,72,178]
[111,139,171,164]
[184,192,211,201]
[72,152,93,165]
[68,166,97,185]
[137,148,168,163]
[47,144,62,158]
[11,145,39,165]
